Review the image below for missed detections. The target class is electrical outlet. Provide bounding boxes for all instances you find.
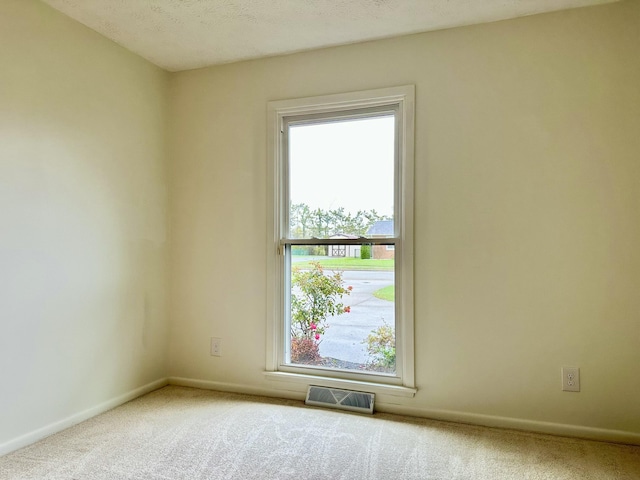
[562,366,580,392]
[210,337,222,357]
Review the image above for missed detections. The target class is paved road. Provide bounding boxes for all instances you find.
[317,270,394,364]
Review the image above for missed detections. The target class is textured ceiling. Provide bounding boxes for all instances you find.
[41,0,618,72]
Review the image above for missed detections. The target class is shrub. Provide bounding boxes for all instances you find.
[311,245,328,256]
[360,244,371,259]
[290,262,351,364]
[363,322,395,371]
[290,337,322,364]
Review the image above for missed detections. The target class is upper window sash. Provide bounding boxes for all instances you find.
[281,106,400,242]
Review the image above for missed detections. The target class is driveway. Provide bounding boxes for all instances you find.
[317,270,394,364]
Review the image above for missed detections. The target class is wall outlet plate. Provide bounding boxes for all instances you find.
[562,366,580,392]
[210,337,222,356]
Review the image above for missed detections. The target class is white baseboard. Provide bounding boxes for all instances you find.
[374,403,640,446]
[168,376,640,446]
[0,377,169,456]
[168,376,306,401]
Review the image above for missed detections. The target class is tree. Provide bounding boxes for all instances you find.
[290,203,312,238]
[289,202,390,238]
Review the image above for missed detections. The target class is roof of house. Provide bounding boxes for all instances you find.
[366,220,394,236]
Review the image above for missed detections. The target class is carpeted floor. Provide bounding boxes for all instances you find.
[1,386,639,479]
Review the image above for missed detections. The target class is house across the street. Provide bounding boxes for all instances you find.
[366,220,394,260]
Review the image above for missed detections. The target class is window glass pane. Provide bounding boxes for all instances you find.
[288,247,395,375]
[288,116,395,239]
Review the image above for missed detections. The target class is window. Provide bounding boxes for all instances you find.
[266,86,415,396]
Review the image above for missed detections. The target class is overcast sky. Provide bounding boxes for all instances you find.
[289,115,395,217]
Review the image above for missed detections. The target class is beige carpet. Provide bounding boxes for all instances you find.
[1,386,639,479]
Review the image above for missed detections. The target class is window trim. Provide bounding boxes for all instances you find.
[266,86,415,396]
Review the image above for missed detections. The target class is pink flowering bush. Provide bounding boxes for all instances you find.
[290,262,351,364]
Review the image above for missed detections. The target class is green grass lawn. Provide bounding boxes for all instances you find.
[373,285,395,302]
[293,257,394,271]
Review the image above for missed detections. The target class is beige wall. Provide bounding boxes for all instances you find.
[169,1,640,437]
[0,1,169,447]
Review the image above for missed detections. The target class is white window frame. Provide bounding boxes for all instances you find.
[265,86,416,397]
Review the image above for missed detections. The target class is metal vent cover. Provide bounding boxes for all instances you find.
[305,385,375,414]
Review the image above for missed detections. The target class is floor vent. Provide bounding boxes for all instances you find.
[305,386,375,414]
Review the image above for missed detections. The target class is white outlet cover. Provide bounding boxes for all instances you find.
[562,366,580,392]
[210,337,222,357]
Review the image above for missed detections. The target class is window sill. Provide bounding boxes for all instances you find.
[263,371,417,398]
